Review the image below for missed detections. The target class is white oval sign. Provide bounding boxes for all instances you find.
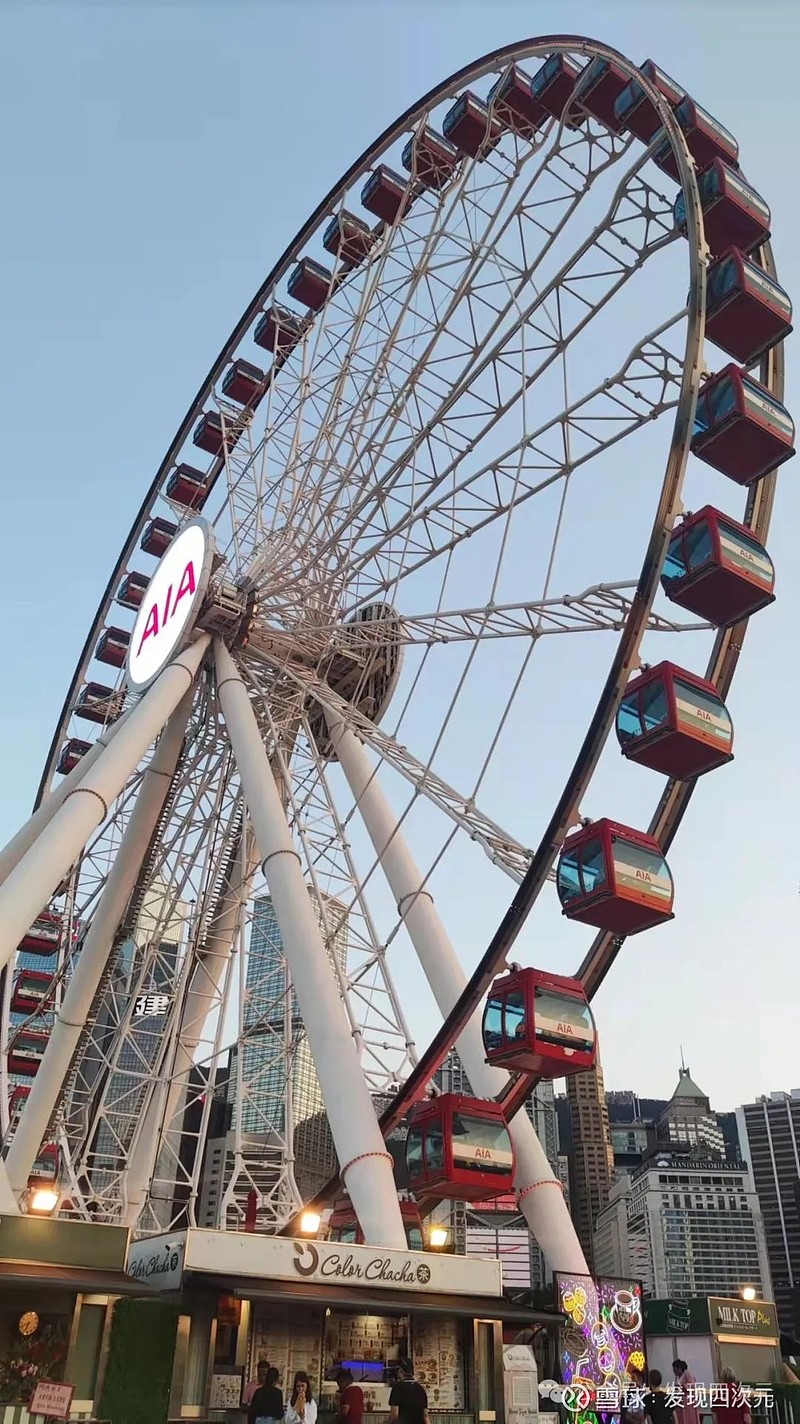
[127,519,213,691]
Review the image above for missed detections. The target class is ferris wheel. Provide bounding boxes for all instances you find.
[0,36,792,1267]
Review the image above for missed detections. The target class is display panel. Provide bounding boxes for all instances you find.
[554,1274,646,1424]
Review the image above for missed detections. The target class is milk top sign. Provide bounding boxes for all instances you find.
[127,519,213,691]
[709,1297,779,1340]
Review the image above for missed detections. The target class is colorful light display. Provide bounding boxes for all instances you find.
[554,1274,646,1424]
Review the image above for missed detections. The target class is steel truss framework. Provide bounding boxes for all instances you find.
[0,35,786,1264]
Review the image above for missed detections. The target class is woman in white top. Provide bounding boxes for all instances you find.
[285,1372,317,1424]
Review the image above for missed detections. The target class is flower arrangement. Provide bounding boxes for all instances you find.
[0,1322,68,1404]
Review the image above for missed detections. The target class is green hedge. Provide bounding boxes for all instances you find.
[98,1298,179,1424]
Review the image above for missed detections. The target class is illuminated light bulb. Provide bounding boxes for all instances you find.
[30,1187,59,1215]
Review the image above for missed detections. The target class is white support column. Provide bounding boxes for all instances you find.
[0,636,209,982]
[5,691,195,1198]
[215,640,406,1249]
[328,712,588,1275]
[124,833,258,1225]
[0,708,132,890]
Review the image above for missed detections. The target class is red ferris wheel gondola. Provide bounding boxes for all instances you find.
[406,1095,514,1203]
[705,249,793,366]
[10,969,55,1016]
[329,1195,424,1251]
[616,662,734,780]
[557,819,674,935]
[482,968,596,1077]
[654,97,739,182]
[691,365,795,486]
[674,161,771,258]
[660,506,776,628]
[613,60,685,142]
[573,56,630,130]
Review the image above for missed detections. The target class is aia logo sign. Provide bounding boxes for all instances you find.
[127,520,212,690]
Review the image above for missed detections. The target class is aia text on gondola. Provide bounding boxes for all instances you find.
[127,518,214,691]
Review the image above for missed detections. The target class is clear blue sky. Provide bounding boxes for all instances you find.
[1,1,798,1113]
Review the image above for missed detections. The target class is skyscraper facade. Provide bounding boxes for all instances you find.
[232,892,348,1200]
[87,880,187,1188]
[737,1091,800,1334]
[565,1055,615,1271]
[594,1153,771,1300]
[658,1064,726,1156]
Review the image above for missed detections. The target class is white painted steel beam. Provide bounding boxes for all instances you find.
[328,713,588,1275]
[5,691,195,1197]
[214,639,406,1248]
[0,637,209,983]
[0,707,132,890]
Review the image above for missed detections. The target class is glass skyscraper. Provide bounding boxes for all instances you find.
[236,892,348,1191]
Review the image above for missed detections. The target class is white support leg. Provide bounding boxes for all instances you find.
[123,833,258,1226]
[0,707,132,890]
[328,713,588,1275]
[5,691,195,1198]
[215,640,406,1249]
[0,636,209,982]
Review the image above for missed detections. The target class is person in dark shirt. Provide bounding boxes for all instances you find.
[248,1365,284,1424]
[389,1359,429,1424]
[643,1370,677,1424]
[336,1369,364,1424]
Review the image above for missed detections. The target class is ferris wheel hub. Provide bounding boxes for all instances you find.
[296,603,405,759]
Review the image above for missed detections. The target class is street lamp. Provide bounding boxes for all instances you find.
[300,1210,321,1236]
[29,1187,59,1215]
[428,1225,449,1250]
[740,1286,757,1302]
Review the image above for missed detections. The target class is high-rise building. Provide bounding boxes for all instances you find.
[657,1063,725,1157]
[87,880,187,1191]
[239,893,347,1140]
[565,1056,614,1271]
[526,1080,559,1288]
[202,892,348,1224]
[737,1091,800,1335]
[594,1153,772,1300]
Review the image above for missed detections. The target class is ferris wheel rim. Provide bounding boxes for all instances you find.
[34,31,711,809]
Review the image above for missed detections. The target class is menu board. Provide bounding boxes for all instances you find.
[209,1372,245,1410]
[324,1313,406,1369]
[252,1307,323,1392]
[412,1316,465,1410]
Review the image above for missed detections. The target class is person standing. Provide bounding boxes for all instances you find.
[713,1369,752,1424]
[622,1367,647,1424]
[643,1370,677,1424]
[286,1372,317,1424]
[672,1359,701,1424]
[336,1369,364,1424]
[248,1365,284,1424]
[245,1363,271,1408]
[389,1359,429,1424]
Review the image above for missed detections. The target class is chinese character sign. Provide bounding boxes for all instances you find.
[30,1381,75,1420]
[132,993,171,1019]
[538,1382,775,1416]
[554,1274,646,1424]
